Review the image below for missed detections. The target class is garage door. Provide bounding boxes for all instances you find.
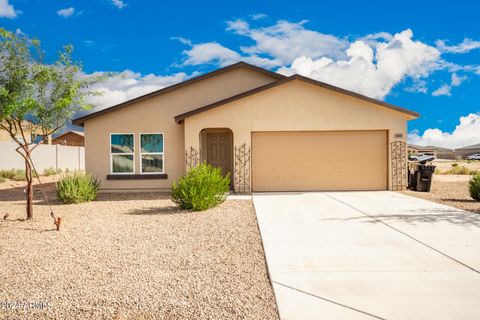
[252,131,387,191]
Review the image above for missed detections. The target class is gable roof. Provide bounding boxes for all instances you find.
[53,130,84,139]
[408,144,437,151]
[174,74,419,123]
[72,62,285,126]
[408,144,453,151]
[456,143,480,150]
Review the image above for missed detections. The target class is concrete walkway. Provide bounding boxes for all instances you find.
[253,191,480,320]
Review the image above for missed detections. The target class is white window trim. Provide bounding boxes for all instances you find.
[139,133,165,174]
[110,133,135,175]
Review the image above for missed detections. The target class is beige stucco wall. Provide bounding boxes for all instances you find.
[83,67,278,191]
[0,129,32,143]
[0,130,10,142]
[184,80,411,191]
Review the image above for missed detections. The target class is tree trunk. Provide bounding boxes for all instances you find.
[25,152,34,220]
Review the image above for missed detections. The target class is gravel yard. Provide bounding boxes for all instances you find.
[0,185,278,319]
[433,159,480,173]
[400,174,480,214]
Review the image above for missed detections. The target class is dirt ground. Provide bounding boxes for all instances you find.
[0,185,278,320]
[433,159,480,173]
[0,174,62,190]
[401,174,479,214]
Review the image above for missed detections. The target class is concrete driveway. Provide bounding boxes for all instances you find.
[253,191,480,320]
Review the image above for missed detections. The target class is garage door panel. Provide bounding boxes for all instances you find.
[252,131,387,191]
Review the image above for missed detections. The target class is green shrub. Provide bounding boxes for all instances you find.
[0,169,40,181]
[469,174,480,201]
[0,169,22,180]
[56,172,100,204]
[451,163,458,167]
[172,162,230,211]
[0,177,5,183]
[12,170,26,181]
[43,167,62,176]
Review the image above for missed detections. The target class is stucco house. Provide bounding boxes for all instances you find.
[454,143,480,160]
[73,62,418,193]
[0,120,42,144]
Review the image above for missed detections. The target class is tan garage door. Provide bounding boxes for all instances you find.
[252,131,387,191]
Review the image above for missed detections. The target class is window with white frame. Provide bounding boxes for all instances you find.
[140,133,164,173]
[110,134,135,173]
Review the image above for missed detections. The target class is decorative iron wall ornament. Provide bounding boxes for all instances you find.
[234,143,251,194]
[391,141,407,191]
[185,147,200,170]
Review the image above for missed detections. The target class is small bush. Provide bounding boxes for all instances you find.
[56,172,100,204]
[11,170,26,181]
[0,169,22,180]
[0,169,39,181]
[172,162,230,211]
[451,163,458,167]
[469,174,480,201]
[441,166,472,175]
[43,167,62,176]
[0,177,5,184]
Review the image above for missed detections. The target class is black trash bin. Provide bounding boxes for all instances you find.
[414,165,436,192]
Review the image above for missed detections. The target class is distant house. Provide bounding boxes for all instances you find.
[455,143,480,160]
[434,146,456,160]
[407,144,455,159]
[52,130,85,146]
[408,144,437,157]
[0,121,42,143]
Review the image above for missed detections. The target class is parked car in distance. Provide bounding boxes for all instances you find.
[467,154,480,160]
[408,154,418,161]
[409,153,436,162]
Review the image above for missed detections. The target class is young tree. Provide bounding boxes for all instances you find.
[0,28,105,219]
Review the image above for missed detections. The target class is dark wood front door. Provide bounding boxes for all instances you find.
[206,131,232,179]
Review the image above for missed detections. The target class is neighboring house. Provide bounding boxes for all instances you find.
[0,121,41,144]
[434,146,456,160]
[73,62,418,193]
[455,143,480,160]
[408,144,437,157]
[52,130,85,146]
[407,144,456,159]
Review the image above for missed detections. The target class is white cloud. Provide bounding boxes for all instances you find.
[431,73,467,97]
[278,29,441,100]
[251,13,268,20]
[182,42,242,66]
[436,38,480,53]
[431,84,451,97]
[226,19,349,65]
[451,73,467,87]
[111,0,126,9]
[0,0,18,18]
[85,71,189,110]
[179,40,281,68]
[408,113,480,148]
[173,19,479,99]
[57,7,75,18]
[405,79,428,94]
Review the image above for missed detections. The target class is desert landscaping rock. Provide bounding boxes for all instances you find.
[0,187,278,319]
[401,174,480,214]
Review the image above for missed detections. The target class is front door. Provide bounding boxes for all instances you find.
[206,131,233,180]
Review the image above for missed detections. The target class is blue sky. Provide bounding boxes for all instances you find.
[1,0,479,147]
